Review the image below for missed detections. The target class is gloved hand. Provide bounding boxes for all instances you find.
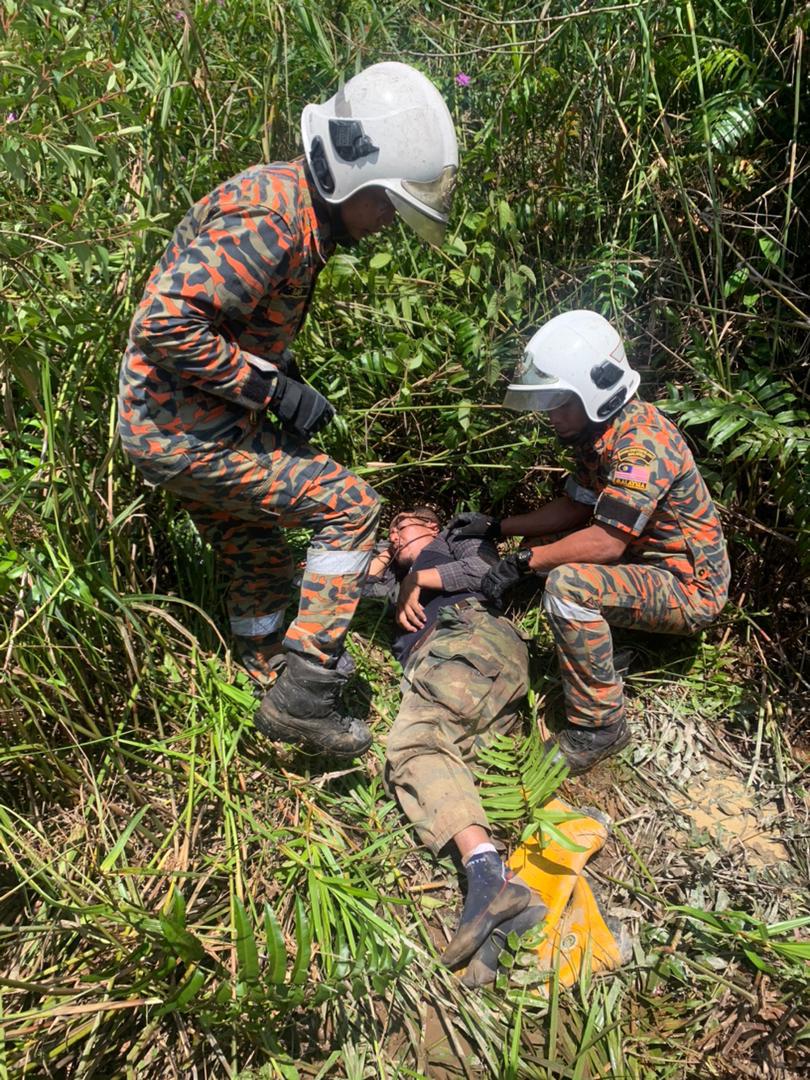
[446,512,502,541]
[481,551,532,600]
[280,349,303,382]
[269,371,335,440]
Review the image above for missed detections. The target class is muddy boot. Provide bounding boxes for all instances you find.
[441,852,532,970]
[255,651,372,758]
[461,894,547,989]
[544,718,631,777]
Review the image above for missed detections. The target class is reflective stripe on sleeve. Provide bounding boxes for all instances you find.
[305,547,372,576]
[564,475,598,506]
[230,609,286,637]
[543,591,601,622]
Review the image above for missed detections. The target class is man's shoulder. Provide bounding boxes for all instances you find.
[605,399,686,453]
[202,162,306,227]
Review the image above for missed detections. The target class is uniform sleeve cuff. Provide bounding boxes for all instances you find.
[241,366,277,410]
[593,492,650,535]
[564,475,598,506]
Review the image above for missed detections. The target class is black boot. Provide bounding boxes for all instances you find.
[255,651,372,758]
[544,718,631,776]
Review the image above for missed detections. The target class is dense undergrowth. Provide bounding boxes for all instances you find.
[1,1,808,1077]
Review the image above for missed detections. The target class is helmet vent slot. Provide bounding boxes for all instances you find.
[597,387,627,418]
[310,137,335,193]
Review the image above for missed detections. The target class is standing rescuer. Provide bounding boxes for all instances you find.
[118,63,458,758]
[447,310,731,775]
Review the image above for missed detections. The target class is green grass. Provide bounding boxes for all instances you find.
[2,0,809,1075]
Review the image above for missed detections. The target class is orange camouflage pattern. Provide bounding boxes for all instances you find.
[117,161,380,674]
[119,159,332,471]
[546,398,730,728]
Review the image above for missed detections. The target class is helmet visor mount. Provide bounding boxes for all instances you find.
[386,165,458,246]
[402,165,457,217]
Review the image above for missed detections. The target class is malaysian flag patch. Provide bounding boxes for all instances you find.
[613,462,650,491]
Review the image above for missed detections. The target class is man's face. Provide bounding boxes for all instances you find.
[546,396,589,443]
[339,187,397,241]
[388,514,439,568]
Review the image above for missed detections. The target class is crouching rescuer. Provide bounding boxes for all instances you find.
[448,311,731,775]
[117,64,458,757]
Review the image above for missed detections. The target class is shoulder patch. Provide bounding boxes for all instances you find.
[613,462,650,491]
[615,445,655,466]
[612,444,654,491]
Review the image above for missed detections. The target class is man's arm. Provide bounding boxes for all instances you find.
[130,207,293,411]
[525,522,629,571]
[500,496,592,539]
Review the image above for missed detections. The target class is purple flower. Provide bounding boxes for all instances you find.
[174,11,184,21]
[455,72,471,87]
[6,112,17,123]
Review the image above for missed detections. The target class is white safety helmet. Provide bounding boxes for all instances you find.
[504,310,640,423]
[301,62,458,246]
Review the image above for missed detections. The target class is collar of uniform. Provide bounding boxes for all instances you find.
[588,398,641,456]
[293,158,335,264]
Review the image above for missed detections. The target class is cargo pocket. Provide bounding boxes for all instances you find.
[410,630,500,719]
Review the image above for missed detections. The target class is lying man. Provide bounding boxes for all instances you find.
[365,508,545,971]
[447,310,731,775]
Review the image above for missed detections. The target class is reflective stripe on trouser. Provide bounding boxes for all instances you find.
[156,424,380,667]
[543,562,709,729]
[384,602,530,854]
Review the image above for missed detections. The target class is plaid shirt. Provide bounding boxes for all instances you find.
[364,529,498,602]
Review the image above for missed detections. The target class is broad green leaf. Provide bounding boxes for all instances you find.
[100,806,148,872]
[233,897,259,985]
[758,236,780,265]
[289,894,312,986]
[264,902,287,985]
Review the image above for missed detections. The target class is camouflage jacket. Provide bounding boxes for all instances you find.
[118,160,334,481]
[567,399,731,604]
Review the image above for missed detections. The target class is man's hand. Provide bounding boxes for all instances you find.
[481,551,532,601]
[397,573,426,632]
[269,371,335,440]
[446,512,502,541]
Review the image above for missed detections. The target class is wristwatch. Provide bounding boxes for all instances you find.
[515,548,533,574]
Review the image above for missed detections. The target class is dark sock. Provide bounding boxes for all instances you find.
[441,852,530,969]
[462,851,510,919]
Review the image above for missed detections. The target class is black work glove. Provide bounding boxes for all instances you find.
[446,512,502,542]
[481,550,532,601]
[269,371,335,440]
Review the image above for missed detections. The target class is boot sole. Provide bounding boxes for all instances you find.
[441,881,532,970]
[255,708,371,758]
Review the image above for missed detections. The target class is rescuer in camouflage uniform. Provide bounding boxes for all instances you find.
[448,311,731,775]
[365,509,545,970]
[118,64,458,757]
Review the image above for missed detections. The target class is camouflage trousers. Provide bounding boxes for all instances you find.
[140,424,380,678]
[543,561,724,729]
[385,601,530,854]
